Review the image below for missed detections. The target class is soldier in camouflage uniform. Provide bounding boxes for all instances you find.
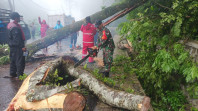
[93,20,115,77]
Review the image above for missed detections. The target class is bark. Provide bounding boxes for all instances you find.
[26,0,148,57]
[67,65,151,111]
[26,58,80,102]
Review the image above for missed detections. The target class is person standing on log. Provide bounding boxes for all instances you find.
[38,17,49,53]
[93,20,115,77]
[54,20,63,49]
[80,16,96,63]
[7,12,26,79]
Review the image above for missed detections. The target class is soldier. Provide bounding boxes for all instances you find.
[93,20,115,77]
[7,12,26,79]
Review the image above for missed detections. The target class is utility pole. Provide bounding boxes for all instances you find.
[13,0,15,11]
[8,0,15,12]
[68,0,71,15]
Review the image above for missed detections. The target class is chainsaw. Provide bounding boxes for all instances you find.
[74,48,98,68]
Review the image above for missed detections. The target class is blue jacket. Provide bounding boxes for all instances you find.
[0,20,5,28]
[54,23,63,29]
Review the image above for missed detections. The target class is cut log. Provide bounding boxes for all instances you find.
[26,58,80,102]
[26,0,148,57]
[63,92,86,111]
[6,70,68,111]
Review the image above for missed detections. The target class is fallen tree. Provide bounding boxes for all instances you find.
[7,57,150,111]
[68,64,151,111]
[26,0,148,57]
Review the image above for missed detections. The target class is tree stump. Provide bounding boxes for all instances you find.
[63,92,86,111]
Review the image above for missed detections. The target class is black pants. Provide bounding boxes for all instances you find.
[71,36,77,47]
[9,48,25,77]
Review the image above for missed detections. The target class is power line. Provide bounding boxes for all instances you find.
[29,0,60,12]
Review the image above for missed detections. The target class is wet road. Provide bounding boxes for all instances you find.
[0,62,40,111]
[0,28,116,111]
[0,35,83,111]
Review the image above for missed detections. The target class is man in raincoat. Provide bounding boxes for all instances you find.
[80,16,96,63]
[54,20,63,48]
[92,20,115,77]
[7,12,26,79]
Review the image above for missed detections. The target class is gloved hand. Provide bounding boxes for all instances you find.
[22,47,26,52]
[91,46,98,50]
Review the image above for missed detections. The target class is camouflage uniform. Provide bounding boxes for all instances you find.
[97,27,115,71]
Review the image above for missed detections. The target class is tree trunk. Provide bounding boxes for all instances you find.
[67,65,151,111]
[26,0,148,57]
[7,56,150,111]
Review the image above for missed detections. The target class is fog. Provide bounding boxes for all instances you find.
[0,0,115,23]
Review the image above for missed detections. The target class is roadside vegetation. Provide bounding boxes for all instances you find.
[0,44,10,65]
[116,0,198,110]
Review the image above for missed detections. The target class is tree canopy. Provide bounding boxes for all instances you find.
[117,0,198,110]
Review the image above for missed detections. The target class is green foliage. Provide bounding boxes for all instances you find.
[0,44,9,49]
[64,83,89,96]
[161,91,187,110]
[64,82,75,93]
[18,108,25,111]
[126,88,134,94]
[0,44,10,65]
[187,83,198,99]
[118,0,198,110]
[113,0,128,5]
[19,73,28,80]
[111,56,134,74]
[0,55,9,65]
[191,107,198,111]
[101,6,106,10]
[44,69,64,86]
[92,69,116,87]
[83,63,87,69]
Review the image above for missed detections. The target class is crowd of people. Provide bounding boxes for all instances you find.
[6,12,115,79]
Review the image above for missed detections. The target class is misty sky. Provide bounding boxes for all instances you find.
[0,0,115,23]
[32,0,115,20]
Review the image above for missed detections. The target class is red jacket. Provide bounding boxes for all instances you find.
[38,18,49,38]
[80,23,96,43]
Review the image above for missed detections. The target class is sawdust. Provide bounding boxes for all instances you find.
[94,57,104,67]
[7,69,67,111]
